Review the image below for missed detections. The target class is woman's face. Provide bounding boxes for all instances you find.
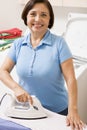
[27,3,50,34]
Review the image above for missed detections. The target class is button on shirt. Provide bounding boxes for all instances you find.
[7,30,72,113]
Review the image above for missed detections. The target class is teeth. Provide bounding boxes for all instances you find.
[33,23,42,26]
[35,24,42,26]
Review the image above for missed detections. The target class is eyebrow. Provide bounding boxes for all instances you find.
[29,10,49,14]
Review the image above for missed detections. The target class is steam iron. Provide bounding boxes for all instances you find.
[0,93,47,119]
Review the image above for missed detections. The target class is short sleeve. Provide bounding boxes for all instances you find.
[58,37,73,64]
[7,41,17,63]
[7,38,22,63]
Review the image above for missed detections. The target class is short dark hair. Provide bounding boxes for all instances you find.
[21,0,54,29]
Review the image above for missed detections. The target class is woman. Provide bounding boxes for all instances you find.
[0,0,86,129]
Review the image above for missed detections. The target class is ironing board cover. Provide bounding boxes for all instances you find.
[0,118,31,130]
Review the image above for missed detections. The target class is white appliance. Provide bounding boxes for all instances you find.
[63,13,87,123]
[63,13,87,68]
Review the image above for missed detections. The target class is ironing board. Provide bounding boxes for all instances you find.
[0,107,87,130]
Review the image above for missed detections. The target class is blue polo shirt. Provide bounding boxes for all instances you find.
[7,30,72,113]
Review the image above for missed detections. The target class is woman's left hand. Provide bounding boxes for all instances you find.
[66,109,86,130]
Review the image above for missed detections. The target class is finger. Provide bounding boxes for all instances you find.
[16,94,27,102]
[77,120,86,130]
[72,120,85,130]
[16,96,23,102]
[66,116,75,130]
[69,120,75,130]
[70,124,75,130]
[74,123,80,130]
[16,96,25,102]
[28,96,33,105]
[22,96,28,102]
[66,117,70,126]
[80,120,86,128]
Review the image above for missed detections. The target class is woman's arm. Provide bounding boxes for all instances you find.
[61,58,86,130]
[0,57,33,104]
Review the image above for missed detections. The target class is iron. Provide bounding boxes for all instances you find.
[0,93,47,119]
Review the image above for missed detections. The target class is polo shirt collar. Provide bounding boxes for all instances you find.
[22,29,52,46]
[41,30,52,46]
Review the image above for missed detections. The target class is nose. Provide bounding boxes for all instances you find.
[35,15,40,21]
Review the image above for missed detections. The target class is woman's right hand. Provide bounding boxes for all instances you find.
[13,86,33,105]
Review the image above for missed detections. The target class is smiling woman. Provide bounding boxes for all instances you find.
[0,0,86,130]
[26,3,50,48]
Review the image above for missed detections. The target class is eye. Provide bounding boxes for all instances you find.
[29,12,36,17]
[41,13,47,17]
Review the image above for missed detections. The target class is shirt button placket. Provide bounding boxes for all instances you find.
[29,49,36,76]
